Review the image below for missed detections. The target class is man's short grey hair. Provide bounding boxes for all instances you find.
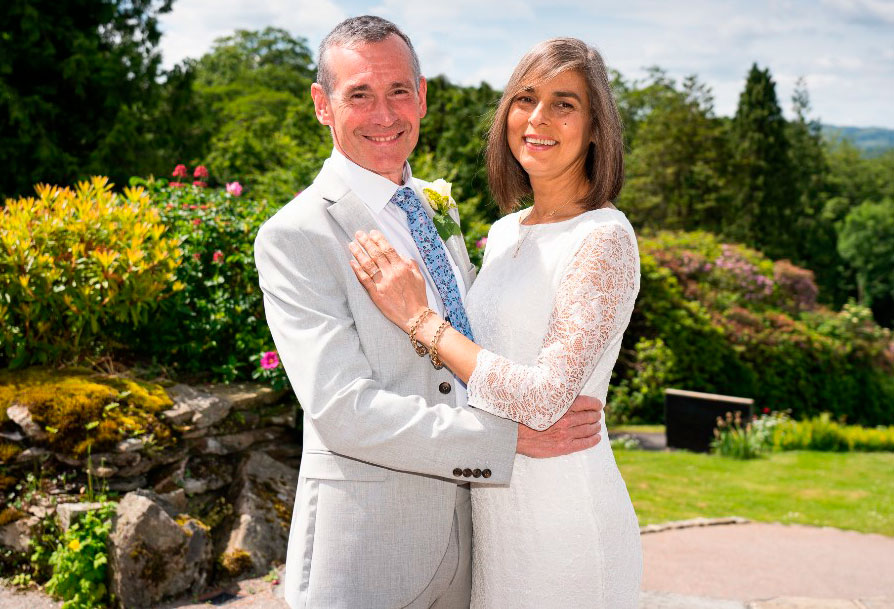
[317,15,422,94]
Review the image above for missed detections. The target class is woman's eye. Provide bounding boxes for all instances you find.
[515,95,535,105]
[556,101,574,110]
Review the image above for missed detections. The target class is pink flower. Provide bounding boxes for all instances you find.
[193,165,209,179]
[193,218,201,226]
[172,164,188,179]
[260,351,280,370]
[189,204,198,210]
[168,181,185,188]
[193,180,207,188]
[212,250,224,263]
[165,203,174,209]
[762,407,771,415]
[200,204,208,210]
[226,182,243,197]
[193,253,201,261]
[476,237,487,250]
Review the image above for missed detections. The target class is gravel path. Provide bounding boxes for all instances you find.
[4,521,892,608]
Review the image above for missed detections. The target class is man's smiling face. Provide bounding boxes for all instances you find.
[311,34,427,184]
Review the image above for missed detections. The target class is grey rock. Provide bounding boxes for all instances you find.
[158,489,189,512]
[0,429,26,442]
[6,404,47,441]
[0,515,38,553]
[106,476,147,493]
[56,502,105,532]
[206,383,288,412]
[116,438,145,453]
[109,491,213,608]
[164,384,232,429]
[220,452,298,577]
[189,427,288,457]
[15,447,51,463]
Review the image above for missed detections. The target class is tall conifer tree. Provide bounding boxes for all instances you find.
[727,64,794,258]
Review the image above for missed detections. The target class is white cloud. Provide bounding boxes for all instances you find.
[157,0,346,68]
[157,0,894,127]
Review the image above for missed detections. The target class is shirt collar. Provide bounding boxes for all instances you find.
[327,147,415,214]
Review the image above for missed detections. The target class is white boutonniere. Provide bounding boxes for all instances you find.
[422,179,462,241]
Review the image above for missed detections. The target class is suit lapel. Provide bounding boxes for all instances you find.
[320,166,474,292]
[413,180,475,290]
[319,165,383,241]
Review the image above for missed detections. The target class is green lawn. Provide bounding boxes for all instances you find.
[613,424,666,434]
[615,450,894,536]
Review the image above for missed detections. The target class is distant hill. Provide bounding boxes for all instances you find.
[822,125,894,156]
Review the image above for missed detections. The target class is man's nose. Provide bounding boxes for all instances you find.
[370,97,398,126]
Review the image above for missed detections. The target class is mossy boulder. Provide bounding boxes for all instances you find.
[0,367,175,460]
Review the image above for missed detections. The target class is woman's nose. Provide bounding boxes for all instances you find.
[528,102,548,126]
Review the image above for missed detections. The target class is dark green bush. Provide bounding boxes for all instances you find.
[608,231,894,425]
[120,174,282,382]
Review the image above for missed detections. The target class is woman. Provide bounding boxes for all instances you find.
[349,38,641,608]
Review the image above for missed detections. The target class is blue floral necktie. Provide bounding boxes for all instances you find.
[391,187,474,341]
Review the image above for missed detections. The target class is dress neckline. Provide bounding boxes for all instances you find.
[518,205,620,230]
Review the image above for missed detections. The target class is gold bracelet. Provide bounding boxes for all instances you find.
[429,319,451,369]
[408,308,434,357]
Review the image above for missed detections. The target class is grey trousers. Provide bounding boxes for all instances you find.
[403,485,472,609]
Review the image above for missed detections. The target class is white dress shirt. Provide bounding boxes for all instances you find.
[326,147,469,403]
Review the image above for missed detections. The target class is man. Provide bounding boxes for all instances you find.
[254,15,603,609]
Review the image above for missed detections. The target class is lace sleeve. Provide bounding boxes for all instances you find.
[466,222,639,430]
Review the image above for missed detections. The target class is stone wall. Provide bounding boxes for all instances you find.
[0,381,301,608]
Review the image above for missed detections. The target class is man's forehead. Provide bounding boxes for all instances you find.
[327,37,416,86]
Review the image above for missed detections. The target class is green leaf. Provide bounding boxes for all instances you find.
[85,421,100,430]
[432,213,462,242]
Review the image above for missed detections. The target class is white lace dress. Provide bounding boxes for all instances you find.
[465,207,642,608]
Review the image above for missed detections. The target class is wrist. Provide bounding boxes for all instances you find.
[415,314,444,345]
[404,306,433,335]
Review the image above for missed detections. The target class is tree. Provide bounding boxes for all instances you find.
[838,198,894,326]
[616,69,729,232]
[726,64,795,258]
[0,0,174,196]
[191,28,329,202]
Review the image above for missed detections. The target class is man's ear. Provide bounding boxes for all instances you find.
[311,83,333,126]
[417,76,428,119]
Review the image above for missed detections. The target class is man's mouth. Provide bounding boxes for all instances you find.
[365,132,403,143]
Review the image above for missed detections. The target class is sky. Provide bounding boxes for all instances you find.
[157,0,894,128]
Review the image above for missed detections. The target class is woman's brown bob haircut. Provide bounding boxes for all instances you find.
[486,38,624,213]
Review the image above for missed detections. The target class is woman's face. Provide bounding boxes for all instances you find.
[506,69,592,185]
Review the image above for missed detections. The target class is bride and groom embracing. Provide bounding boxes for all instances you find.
[254,15,641,609]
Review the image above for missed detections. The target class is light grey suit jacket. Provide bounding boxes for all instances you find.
[254,163,518,609]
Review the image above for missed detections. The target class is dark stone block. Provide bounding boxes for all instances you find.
[665,389,754,453]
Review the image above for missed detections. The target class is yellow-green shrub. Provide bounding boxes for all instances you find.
[771,413,894,452]
[0,177,184,367]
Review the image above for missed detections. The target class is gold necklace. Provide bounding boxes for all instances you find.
[512,196,579,258]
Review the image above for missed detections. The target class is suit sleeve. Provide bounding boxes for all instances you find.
[254,217,517,484]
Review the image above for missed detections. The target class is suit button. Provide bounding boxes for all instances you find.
[463,468,472,478]
[452,468,463,477]
[472,469,482,478]
[482,469,492,479]
[439,382,451,394]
